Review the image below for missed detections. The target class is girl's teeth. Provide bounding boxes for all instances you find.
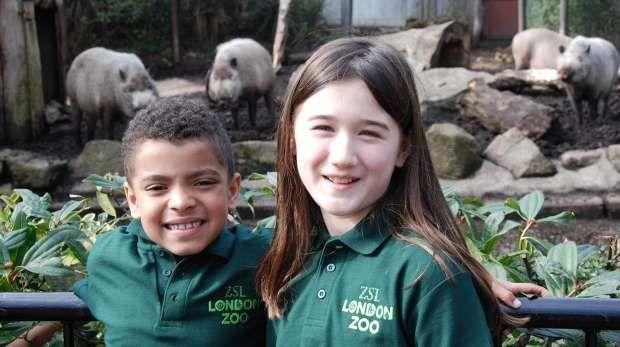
[329,176,354,184]
[168,221,201,230]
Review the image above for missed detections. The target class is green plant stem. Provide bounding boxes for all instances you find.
[517,219,535,251]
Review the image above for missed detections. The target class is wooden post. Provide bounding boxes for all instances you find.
[22,0,45,137]
[171,0,180,65]
[272,0,291,74]
[341,0,352,36]
[0,0,46,143]
[559,0,568,35]
[518,0,526,32]
[55,0,69,102]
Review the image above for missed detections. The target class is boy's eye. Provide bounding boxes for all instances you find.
[145,184,166,191]
[195,179,217,186]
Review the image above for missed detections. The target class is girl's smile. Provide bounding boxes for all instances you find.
[293,78,409,235]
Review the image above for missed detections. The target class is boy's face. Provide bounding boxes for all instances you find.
[125,139,240,256]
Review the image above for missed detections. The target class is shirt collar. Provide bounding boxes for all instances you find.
[128,218,235,259]
[327,212,391,255]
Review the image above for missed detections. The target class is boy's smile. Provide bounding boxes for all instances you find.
[293,79,409,235]
[125,139,240,256]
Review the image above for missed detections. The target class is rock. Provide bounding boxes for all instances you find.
[459,79,553,139]
[560,148,605,170]
[607,144,620,173]
[372,21,471,72]
[0,149,68,189]
[484,128,556,178]
[0,183,12,196]
[71,140,123,178]
[233,140,276,176]
[417,68,495,119]
[489,69,564,93]
[426,123,481,179]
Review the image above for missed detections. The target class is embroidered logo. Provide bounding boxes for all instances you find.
[341,285,394,334]
[208,285,260,325]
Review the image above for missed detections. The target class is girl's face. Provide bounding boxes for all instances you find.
[293,79,409,235]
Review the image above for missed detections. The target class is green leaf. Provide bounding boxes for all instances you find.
[577,244,600,263]
[266,171,278,186]
[253,215,276,232]
[96,191,117,218]
[483,211,505,237]
[585,270,620,286]
[547,241,578,279]
[518,190,544,220]
[534,258,568,296]
[14,189,52,220]
[67,239,90,265]
[10,206,28,230]
[482,261,507,281]
[22,256,73,276]
[477,202,514,216]
[4,227,28,249]
[83,174,126,191]
[481,222,518,254]
[504,198,524,219]
[537,211,575,225]
[523,236,553,256]
[247,172,267,181]
[22,226,84,265]
[577,281,619,298]
[52,200,83,225]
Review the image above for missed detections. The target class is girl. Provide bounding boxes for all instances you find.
[257,37,517,346]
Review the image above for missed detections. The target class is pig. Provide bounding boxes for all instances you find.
[66,47,159,144]
[206,38,275,129]
[557,35,620,125]
[512,28,571,70]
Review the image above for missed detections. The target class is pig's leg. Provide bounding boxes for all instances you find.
[102,108,113,139]
[85,111,98,143]
[565,85,582,126]
[247,91,258,127]
[588,98,599,121]
[71,107,83,145]
[231,105,240,129]
[600,94,610,119]
[264,90,275,119]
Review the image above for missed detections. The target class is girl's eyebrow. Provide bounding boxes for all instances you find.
[306,114,390,130]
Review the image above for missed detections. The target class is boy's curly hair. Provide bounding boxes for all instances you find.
[121,96,235,180]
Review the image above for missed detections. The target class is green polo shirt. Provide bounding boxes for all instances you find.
[74,219,271,346]
[268,213,493,346]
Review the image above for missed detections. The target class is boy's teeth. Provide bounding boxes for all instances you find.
[168,221,201,230]
[328,176,354,184]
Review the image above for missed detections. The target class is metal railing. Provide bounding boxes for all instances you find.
[1,293,619,346]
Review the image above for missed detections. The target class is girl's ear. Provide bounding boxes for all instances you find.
[395,138,411,167]
[227,173,242,209]
[124,182,141,219]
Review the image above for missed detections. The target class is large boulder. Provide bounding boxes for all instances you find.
[426,123,482,179]
[607,144,620,173]
[417,68,495,119]
[372,21,471,72]
[560,148,605,170]
[489,68,564,93]
[0,149,68,189]
[233,140,276,176]
[459,79,553,139]
[484,128,556,178]
[71,140,123,178]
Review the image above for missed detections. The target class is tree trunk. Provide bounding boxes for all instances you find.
[272,0,291,74]
[171,0,180,65]
[55,0,69,101]
[0,0,45,143]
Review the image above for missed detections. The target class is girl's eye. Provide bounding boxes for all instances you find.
[360,130,382,138]
[311,124,333,132]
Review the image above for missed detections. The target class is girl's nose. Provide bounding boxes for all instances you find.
[169,187,196,211]
[328,133,357,167]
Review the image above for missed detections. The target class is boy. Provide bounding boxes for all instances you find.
[73,96,270,346]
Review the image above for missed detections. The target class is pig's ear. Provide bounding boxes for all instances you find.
[119,68,127,82]
[586,45,591,54]
[558,45,565,54]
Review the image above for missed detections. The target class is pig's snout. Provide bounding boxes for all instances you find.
[557,68,572,81]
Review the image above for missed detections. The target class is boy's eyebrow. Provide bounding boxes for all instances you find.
[307,114,390,130]
[139,169,222,183]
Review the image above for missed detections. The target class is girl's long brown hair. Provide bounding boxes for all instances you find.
[256,37,514,336]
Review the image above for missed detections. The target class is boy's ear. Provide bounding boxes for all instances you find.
[227,173,242,209]
[396,138,411,167]
[124,182,141,219]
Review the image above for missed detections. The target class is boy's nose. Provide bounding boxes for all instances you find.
[328,133,357,167]
[168,188,196,211]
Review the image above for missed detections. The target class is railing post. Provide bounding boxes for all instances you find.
[63,321,74,347]
[584,329,598,347]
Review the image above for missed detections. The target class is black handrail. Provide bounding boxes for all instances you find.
[1,293,619,346]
